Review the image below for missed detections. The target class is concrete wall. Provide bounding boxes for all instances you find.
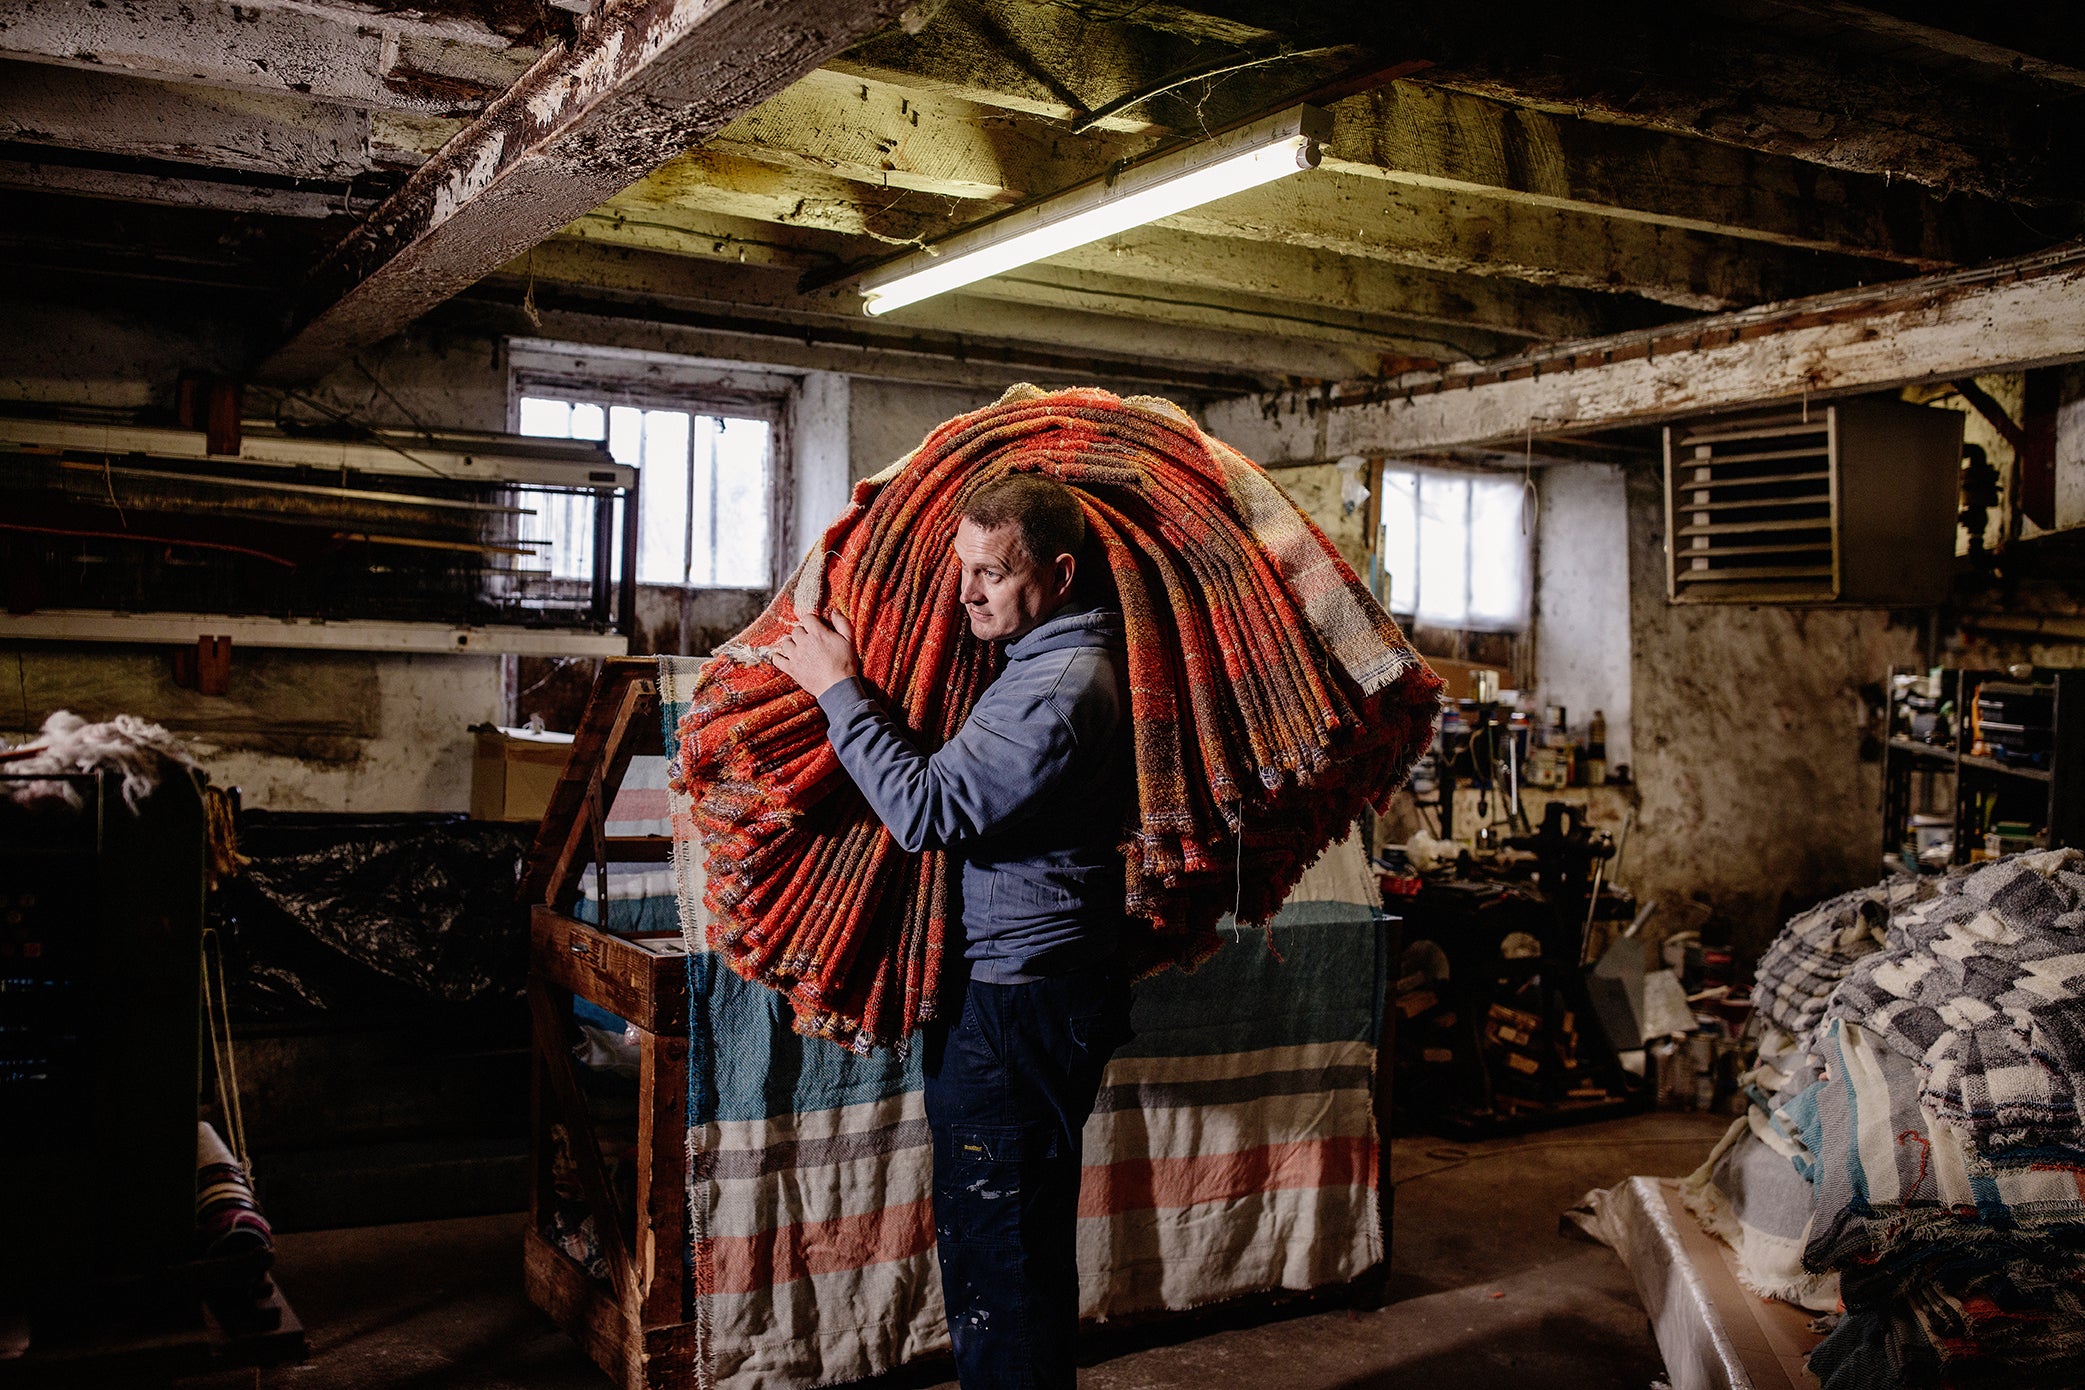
[1265,462,1373,574]
[1535,463,1633,770]
[789,371,852,565]
[1622,464,1923,961]
[846,378,1007,483]
[0,296,250,410]
[4,643,502,813]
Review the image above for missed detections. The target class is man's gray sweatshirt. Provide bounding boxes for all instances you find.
[813,605,1130,983]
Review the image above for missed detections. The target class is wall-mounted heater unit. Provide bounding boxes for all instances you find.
[0,416,637,655]
[1664,397,1964,606]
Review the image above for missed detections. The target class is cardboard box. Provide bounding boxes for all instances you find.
[471,725,575,821]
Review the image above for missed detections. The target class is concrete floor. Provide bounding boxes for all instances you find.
[191,1110,1731,1390]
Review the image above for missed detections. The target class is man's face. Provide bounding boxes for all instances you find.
[953,517,1071,643]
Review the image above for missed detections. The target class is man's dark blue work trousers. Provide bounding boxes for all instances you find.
[922,964,1134,1390]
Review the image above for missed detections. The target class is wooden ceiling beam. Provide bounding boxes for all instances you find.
[0,62,454,182]
[1399,15,2079,207]
[257,0,917,385]
[1700,0,2085,92]
[1204,243,2085,459]
[598,150,963,247]
[943,262,1515,360]
[0,156,369,219]
[1320,81,2035,269]
[482,239,1378,385]
[0,0,539,116]
[516,233,1508,369]
[555,200,1666,344]
[708,68,1156,205]
[828,0,1234,131]
[820,9,2033,268]
[606,138,1898,314]
[1043,228,1674,342]
[0,62,376,182]
[1159,173,1902,310]
[1070,1,2082,204]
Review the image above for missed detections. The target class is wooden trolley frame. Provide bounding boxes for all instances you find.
[520,657,700,1390]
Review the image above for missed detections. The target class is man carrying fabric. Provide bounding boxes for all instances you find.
[772,473,1134,1390]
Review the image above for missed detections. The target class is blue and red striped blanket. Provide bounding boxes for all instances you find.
[569,658,1388,1389]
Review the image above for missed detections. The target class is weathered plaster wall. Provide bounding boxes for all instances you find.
[3,644,501,813]
[1265,462,1373,574]
[789,371,852,565]
[0,296,250,409]
[1623,464,1922,961]
[846,378,1006,483]
[1536,463,1633,770]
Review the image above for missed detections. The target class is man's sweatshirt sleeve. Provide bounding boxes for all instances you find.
[814,673,1079,853]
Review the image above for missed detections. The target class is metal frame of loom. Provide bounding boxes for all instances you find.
[519,656,701,1390]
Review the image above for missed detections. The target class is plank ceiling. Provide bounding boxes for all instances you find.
[2,0,2081,399]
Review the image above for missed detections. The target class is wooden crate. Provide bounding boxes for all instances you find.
[520,658,699,1390]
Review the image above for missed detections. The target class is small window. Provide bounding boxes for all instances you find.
[516,393,773,587]
[1378,465,1532,630]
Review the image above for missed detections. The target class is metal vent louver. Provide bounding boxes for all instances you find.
[1664,398,1965,607]
[1666,410,1839,602]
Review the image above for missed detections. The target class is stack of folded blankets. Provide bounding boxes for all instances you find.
[670,385,1441,1051]
[1684,851,2085,1387]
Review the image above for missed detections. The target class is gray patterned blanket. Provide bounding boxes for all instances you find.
[1828,849,2085,1153]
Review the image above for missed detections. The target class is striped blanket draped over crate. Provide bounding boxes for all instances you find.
[668,384,1440,1050]
[645,657,1388,1390]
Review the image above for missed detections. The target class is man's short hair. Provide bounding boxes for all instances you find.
[960,473,1086,568]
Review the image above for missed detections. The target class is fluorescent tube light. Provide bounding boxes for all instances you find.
[856,106,1329,317]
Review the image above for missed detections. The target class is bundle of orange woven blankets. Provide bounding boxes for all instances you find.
[670,385,1441,1050]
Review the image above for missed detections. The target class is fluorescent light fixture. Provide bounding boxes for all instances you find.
[856,106,1329,317]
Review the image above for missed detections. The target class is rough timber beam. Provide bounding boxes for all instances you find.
[1082,2,2083,205]
[827,0,1242,132]
[0,0,539,116]
[469,255,1322,392]
[1045,230,1673,343]
[0,157,369,219]
[556,204,1663,345]
[1701,0,2085,93]
[602,147,1891,312]
[500,238,1472,380]
[1202,244,2085,460]
[1318,82,2030,270]
[710,68,1154,204]
[257,0,915,384]
[599,149,964,246]
[0,62,374,182]
[826,13,2026,267]
[1161,173,1900,311]
[1397,15,2081,207]
[0,62,455,179]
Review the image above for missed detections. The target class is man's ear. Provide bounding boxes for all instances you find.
[1053,553,1077,601]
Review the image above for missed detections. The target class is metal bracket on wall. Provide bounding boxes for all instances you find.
[170,635,233,696]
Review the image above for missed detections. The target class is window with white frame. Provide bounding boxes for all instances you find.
[515,392,774,587]
[1377,464,1532,630]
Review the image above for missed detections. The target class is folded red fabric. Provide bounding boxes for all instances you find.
[671,386,1441,1050]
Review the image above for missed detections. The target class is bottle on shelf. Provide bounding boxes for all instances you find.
[1587,709,1608,787]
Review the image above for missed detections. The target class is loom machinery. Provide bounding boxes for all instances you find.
[0,410,637,658]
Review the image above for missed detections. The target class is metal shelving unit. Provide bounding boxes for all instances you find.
[0,416,639,654]
[1882,666,2085,870]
